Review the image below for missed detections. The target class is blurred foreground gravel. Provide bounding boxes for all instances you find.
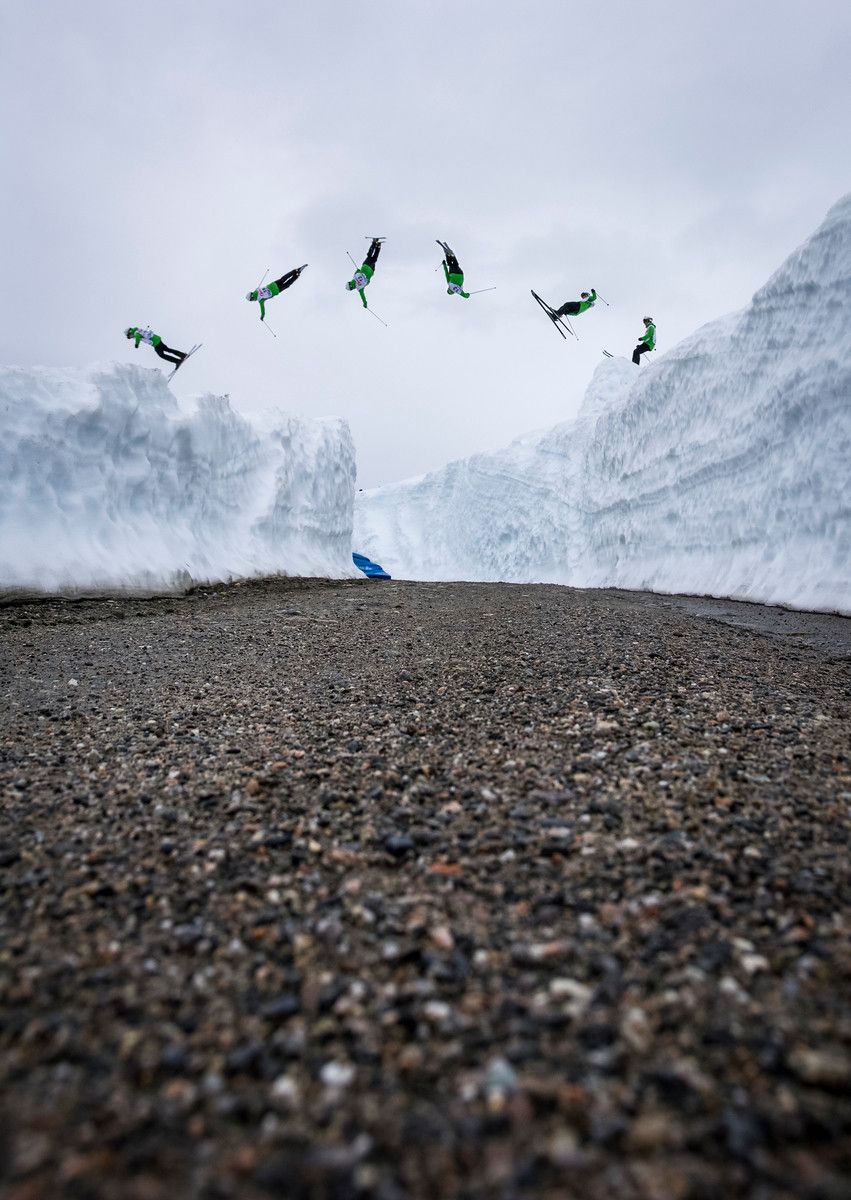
[1,578,850,1200]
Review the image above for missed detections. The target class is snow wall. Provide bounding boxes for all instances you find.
[0,364,357,595]
[356,194,851,614]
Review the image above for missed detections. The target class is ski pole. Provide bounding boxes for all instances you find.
[260,319,277,339]
[468,286,497,295]
[346,250,359,269]
[596,293,610,306]
[562,315,577,339]
[257,267,270,289]
[365,307,388,328]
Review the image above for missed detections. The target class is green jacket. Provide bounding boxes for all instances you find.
[127,327,161,349]
[443,262,470,299]
[639,321,656,349]
[348,263,374,308]
[576,289,597,314]
[248,281,281,321]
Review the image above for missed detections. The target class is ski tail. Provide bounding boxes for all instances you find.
[167,343,202,381]
[531,291,571,340]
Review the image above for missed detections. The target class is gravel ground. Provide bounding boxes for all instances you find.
[1,578,850,1200]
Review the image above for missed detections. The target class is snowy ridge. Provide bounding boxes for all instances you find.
[0,364,356,594]
[356,195,851,613]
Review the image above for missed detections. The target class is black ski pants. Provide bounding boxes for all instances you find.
[274,268,301,291]
[632,343,652,365]
[555,300,582,318]
[364,239,382,270]
[154,342,186,365]
[437,241,461,274]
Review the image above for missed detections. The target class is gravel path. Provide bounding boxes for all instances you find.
[1,579,850,1200]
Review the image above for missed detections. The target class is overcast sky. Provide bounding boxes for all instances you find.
[2,1,849,486]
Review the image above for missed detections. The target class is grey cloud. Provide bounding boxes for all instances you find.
[1,0,849,484]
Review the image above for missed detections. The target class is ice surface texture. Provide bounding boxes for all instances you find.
[356,195,851,613]
[0,364,356,594]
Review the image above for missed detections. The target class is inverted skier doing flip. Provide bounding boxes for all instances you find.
[553,289,597,319]
[124,326,188,366]
[346,237,385,308]
[246,265,307,321]
[436,240,470,299]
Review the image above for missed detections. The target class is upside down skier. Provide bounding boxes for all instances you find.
[436,240,470,299]
[554,289,597,319]
[632,316,656,365]
[246,264,307,321]
[124,326,188,366]
[346,237,384,308]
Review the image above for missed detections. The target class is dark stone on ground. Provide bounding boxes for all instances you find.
[1,577,850,1198]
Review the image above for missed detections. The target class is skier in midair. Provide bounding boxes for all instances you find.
[436,240,470,299]
[632,316,656,365]
[346,237,385,308]
[553,289,597,320]
[246,265,307,321]
[124,326,188,367]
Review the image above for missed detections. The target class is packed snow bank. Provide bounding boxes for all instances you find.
[356,195,851,614]
[0,363,356,594]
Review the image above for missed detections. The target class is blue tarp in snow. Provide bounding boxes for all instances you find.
[353,552,391,579]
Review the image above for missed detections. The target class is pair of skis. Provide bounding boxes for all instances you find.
[530,291,577,340]
[167,343,202,381]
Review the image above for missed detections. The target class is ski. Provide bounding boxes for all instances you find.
[167,343,202,381]
[602,350,614,358]
[531,291,565,339]
[531,291,574,339]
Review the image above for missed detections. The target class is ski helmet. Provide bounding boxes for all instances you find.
[246,292,254,301]
[346,281,355,290]
[124,327,133,337]
[580,292,590,299]
[643,316,653,323]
